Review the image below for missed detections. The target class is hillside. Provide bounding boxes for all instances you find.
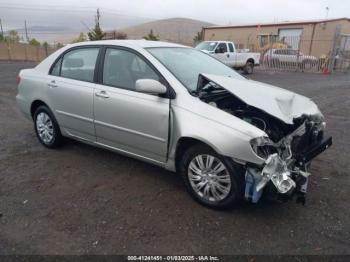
[107,17,215,46]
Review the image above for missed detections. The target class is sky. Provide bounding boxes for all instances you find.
[0,0,348,39]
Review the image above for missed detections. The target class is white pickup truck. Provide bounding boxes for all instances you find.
[196,41,260,74]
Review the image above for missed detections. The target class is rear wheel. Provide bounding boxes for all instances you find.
[243,61,254,74]
[34,105,63,148]
[179,144,244,209]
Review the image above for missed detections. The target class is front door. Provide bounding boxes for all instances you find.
[214,43,231,66]
[93,48,170,163]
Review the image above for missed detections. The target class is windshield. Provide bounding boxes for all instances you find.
[147,47,244,91]
[196,41,218,51]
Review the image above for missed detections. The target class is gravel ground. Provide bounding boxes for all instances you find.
[0,61,349,255]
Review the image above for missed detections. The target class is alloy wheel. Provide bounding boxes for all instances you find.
[36,112,54,144]
[187,154,231,202]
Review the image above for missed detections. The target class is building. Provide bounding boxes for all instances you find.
[203,18,350,57]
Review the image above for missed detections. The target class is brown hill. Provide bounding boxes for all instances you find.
[106,17,215,46]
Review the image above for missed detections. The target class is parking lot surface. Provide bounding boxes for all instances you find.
[0,62,349,255]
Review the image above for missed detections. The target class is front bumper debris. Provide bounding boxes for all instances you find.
[244,135,332,204]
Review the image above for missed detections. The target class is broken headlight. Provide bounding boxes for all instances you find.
[250,136,276,159]
[257,153,296,194]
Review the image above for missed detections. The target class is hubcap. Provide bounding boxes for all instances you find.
[36,112,54,144]
[188,155,231,202]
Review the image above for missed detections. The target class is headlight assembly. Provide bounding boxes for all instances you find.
[250,136,275,159]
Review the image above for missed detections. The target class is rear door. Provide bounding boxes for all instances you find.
[93,47,170,164]
[48,47,100,141]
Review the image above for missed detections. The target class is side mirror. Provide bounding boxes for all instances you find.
[135,79,167,95]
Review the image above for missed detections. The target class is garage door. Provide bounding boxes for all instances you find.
[278,28,303,49]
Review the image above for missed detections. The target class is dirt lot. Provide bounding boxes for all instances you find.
[0,61,349,255]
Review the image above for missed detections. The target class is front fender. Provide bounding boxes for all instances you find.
[166,105,265,171]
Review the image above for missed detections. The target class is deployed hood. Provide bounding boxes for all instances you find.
[200,74,321,125]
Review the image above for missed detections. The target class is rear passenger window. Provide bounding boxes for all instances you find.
[60,48,99,82]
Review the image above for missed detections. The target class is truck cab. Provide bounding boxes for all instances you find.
[196,41,260,74]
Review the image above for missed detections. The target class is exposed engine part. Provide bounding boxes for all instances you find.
[244,155,313,204]
[199,89,328,203]
[257,154,296,193]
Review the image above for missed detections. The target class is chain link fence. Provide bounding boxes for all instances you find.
[0,42,58,62]
[257,32,350,73]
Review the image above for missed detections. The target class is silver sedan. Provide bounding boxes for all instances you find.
[16,40,332,208]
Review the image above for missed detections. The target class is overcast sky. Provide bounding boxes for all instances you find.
[0,0,349,31]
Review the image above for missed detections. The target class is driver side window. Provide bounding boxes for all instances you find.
[216,43,227,53]
[102,48,160,91]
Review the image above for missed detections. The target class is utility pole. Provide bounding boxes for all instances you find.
[24,20,30,42]
[0,18,4,39]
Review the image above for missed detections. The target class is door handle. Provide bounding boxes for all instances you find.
[227,54,230,58]
[48,80,58,88]
[95,90,109,98]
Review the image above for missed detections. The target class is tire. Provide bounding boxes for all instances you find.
[179,144,245,209]
[33,105,63,148]
[243,61,254,74]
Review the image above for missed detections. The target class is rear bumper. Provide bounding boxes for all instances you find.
[16,94,31,120]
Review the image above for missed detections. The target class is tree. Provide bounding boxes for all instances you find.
[72,32,87,43]
[143,29,159,41]
[88,8,106,41]
[56,42,64,49]
[114,31,127,39]
[193,30,204,44]
[4,30,20,43]
[29,38,40,46]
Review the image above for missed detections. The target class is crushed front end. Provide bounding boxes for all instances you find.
[245,114,332,204]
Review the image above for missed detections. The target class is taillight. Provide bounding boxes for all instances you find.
[16,75,21,86]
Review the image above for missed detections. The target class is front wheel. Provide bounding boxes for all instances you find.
[179,144,244,209]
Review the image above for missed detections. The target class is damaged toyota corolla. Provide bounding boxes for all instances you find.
[16,40,332,209]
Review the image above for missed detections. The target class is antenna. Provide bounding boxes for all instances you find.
[80,20,91,31]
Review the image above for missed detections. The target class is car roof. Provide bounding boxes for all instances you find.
[66,39,187,49]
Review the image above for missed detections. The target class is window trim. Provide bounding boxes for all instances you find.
[97,45,175,99]
[49,45,102,84]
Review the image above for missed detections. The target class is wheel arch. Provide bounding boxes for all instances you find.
[174,137,219,172]
[246,58,255,64]
[30,100,49,119]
